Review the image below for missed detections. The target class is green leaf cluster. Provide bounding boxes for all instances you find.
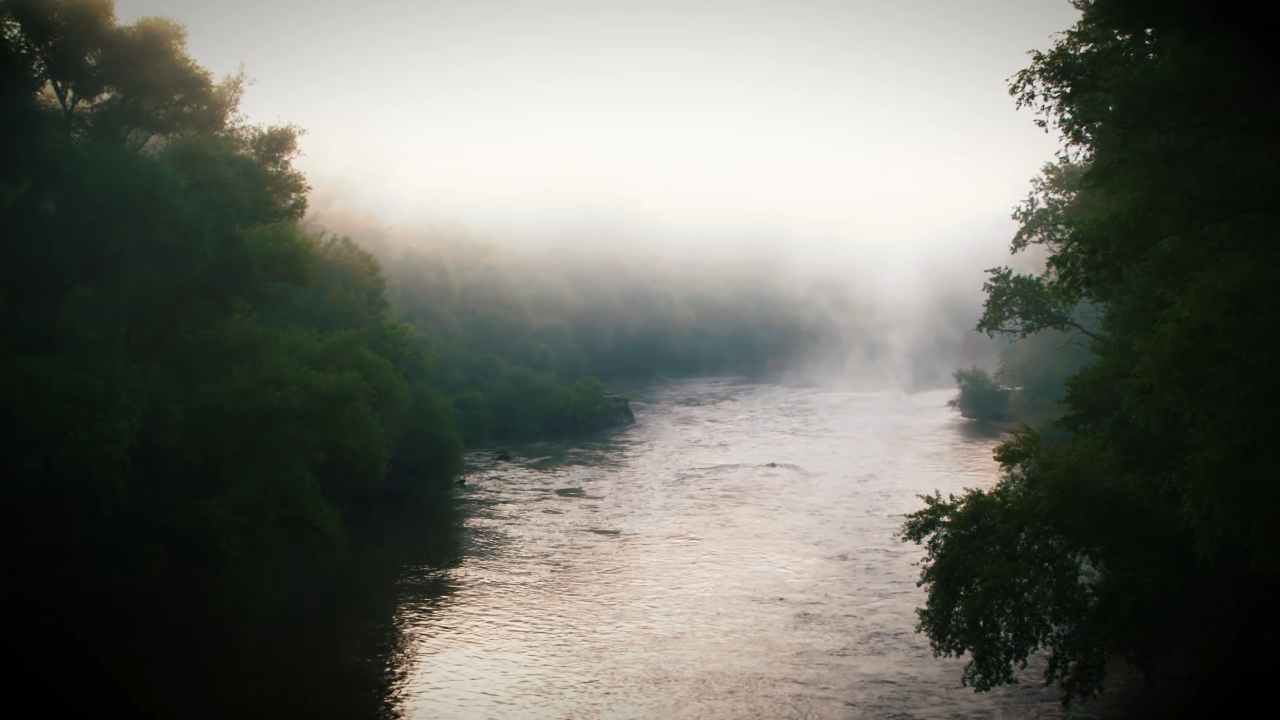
[0,2,462,583]
[908,0,1280,705]
[948,367,1011,421]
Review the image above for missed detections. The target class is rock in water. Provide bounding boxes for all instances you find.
[604,395,636,427]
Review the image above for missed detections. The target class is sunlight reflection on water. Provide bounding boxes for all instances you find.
[389,379,1102,719]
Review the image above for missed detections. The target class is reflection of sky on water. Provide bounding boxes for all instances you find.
[387,380,1091,718]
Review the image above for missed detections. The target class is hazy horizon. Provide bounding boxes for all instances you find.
[105,0,1079,387]
[114,0,1077,269]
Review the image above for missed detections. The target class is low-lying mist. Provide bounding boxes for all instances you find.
[306,197,1010,392]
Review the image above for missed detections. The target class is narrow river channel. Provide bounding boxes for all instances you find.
[373,378,1102,719]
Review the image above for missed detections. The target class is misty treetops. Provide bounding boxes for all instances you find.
[3,0,454,571]
[908,0,1279,707]
[8,0,1278,712]
[1,0,819,596]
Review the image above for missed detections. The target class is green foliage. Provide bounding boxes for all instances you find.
[902,431,1104,702]
[371,237,826,386]
[0,2,637,591]
[909,0,1280,705]
[0,2,461,586]
[996,330,1094,403]
[448,388,492,445]
[903,428,1197,704]
[389,382,464,490]
[440,364,612,444]
[948,367,1010,421]
[560,377,613,426]
[342,230,834,445]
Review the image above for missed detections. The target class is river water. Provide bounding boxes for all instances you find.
[367,378,1104,719]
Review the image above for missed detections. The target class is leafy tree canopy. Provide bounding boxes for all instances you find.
[907,0,1280,705]
[0,1,456,588]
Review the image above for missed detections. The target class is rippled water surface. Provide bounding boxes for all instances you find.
[380,379,1102,719]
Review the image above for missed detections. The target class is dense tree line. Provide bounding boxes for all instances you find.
[343,223,1001,398]
[906,0,1278,707]
[0,0,623,603]
[0,0,836,598]
[0,0,479,590]
[365,236,831,441]
[948,328,1094,423]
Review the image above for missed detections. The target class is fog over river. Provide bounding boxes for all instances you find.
[379,379,1105,719]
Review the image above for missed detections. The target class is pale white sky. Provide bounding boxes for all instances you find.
[115,0,1078,268]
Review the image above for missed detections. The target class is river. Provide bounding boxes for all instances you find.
[372,378,1103,719]
[90,378,1124,718]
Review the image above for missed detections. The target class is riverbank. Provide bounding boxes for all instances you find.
[989,391,1065,435]
[11,490,464,719]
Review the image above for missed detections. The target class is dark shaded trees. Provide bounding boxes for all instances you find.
[0,1,461,587]
[947,367,1010,421]
[905,0,1280,706]
[995,329,1094,404]
[0,2,628,592]
[373,237,827,384]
